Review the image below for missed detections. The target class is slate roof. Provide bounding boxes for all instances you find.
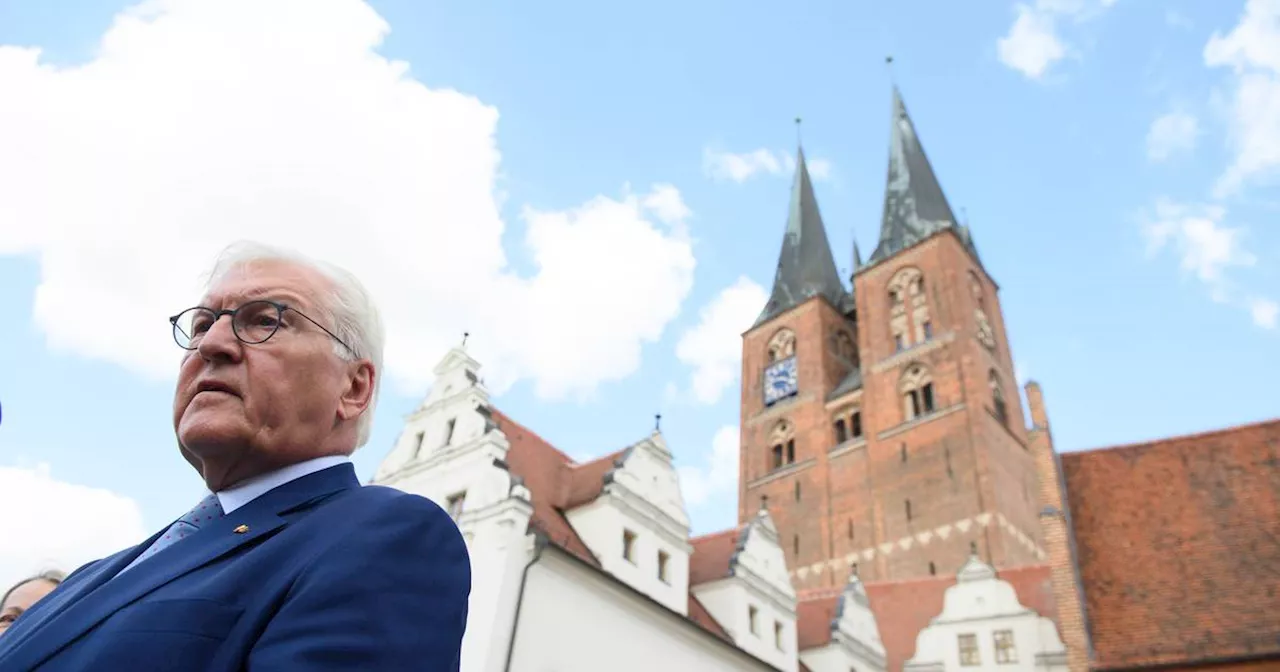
[1060,417,1280,670]
[755,148,850,327]
[867,87,981,267]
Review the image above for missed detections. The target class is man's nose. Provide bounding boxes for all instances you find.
[196,314,243,361]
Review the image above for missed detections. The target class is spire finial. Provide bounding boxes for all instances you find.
[795,117,803,148]
[461,331,469,348]
[885,55,896,85]
[654,413,662,432]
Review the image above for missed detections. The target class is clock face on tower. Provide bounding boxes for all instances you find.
[763,356,799,406]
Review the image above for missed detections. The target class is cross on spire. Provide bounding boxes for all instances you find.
[461,331,470,347]
[654,413,662,431]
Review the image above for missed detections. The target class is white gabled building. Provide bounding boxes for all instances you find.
[904,555,1067,672]
[373,346,1068,672]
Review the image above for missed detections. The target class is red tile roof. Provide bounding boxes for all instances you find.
[689,528,742,586]
[491,408,732,643]
[795,564,1055,671]
[1060,418,1280,670]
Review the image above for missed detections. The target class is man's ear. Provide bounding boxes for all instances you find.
[336,360,376,423]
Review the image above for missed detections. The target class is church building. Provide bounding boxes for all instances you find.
[372,87,1280,672]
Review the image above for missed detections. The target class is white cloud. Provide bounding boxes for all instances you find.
[678,425,739,507]
[703,148,833,184]
[674,277,768,405]
[1251,298,1279,329]
[1165,9,1194,30]
[1204,0,1280,196]
[1146,111,1199,161]
[0,0,696,401]
[996,0,1117,79]
[0,463,148,590]
[1142,198,1274,327]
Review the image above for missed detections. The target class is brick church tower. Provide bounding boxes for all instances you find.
[738,88,1044,589]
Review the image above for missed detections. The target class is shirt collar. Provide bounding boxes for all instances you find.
[214,454,353,515]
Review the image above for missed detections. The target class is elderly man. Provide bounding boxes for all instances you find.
[0,242,470,671]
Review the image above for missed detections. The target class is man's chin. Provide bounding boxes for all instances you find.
[177,413,248,457]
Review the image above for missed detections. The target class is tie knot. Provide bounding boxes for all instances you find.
[180,493,225,529]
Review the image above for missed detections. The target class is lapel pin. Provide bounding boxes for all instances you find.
[233,525,250,534]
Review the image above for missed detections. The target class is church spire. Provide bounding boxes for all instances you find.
[867,87,977,265]
[754,146,849,327]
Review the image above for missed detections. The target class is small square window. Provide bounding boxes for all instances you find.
[994,629,1018,664]
[748,605,759,635]
[773,621,784,650]
[657,550,670,583]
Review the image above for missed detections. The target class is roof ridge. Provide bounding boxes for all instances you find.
[1070,415,1280,456]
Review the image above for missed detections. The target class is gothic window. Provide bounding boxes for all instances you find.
[989,369,1008,425]
[767,328,797,363]
[900,363,936,421]
[850,410,863,438]
[833,329,856,364]
[888,267,931,351]
[834,418,847,443]
[770,420,796,469]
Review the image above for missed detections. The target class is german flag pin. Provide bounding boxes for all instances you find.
[233,524,249,534]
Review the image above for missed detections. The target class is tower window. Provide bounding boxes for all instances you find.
[990,369,1008,425]
[786,439,796,464]
[834,418,848,443]
[771,444,784,469]
[900,364,935,421]
[770,420,796,470]
[622,529,637,563]
[413,430,425,458]
[442,418,457,447]
[749,605,759,635]
[850,411,863,438]
[767,328,797,363]
[922,320,933,340]
[657,550,670,583]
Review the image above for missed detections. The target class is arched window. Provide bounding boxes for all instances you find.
[900,363,935,421]
[989,369,1008,425]
[888,267,932,351]
[769,419,796,469]
[767,328,797,363]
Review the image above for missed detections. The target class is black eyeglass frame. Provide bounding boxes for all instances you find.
[168,300,358,356]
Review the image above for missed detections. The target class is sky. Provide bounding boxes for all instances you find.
[1,0,1278,589]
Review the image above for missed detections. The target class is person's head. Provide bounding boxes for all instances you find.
[0,570,65,634]
[171,241,385,491]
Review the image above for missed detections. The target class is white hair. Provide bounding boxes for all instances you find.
[203,241,385,449]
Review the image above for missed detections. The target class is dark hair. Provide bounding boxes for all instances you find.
[1,570,66,608]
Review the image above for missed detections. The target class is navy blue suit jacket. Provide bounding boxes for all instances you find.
[0,463,471,671]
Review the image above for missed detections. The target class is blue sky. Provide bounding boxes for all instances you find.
[1,0,1278,585]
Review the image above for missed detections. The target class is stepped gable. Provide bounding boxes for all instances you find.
[1061,417,1280,669]
[795,565,1055,670]
[489,408,732,642]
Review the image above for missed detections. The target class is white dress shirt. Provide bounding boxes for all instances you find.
[214,454,352,514]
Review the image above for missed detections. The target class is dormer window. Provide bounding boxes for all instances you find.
[657,550,670,583]
[622,529,637,563]
[413,431,425,458]
[442,418,456,447]
[773,621,784,650]
[748,605,759,635]
[958,633,980,666]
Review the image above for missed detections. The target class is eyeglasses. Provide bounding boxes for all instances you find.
[169,300,357,355]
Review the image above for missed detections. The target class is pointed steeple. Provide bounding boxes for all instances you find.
[754,147,849,326]
[867,87,978,265]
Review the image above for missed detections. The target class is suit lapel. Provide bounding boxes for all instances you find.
[0,464,359,672]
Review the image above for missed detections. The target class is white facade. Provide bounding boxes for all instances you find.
[798,575,888,672]
[904,556,1068,672]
